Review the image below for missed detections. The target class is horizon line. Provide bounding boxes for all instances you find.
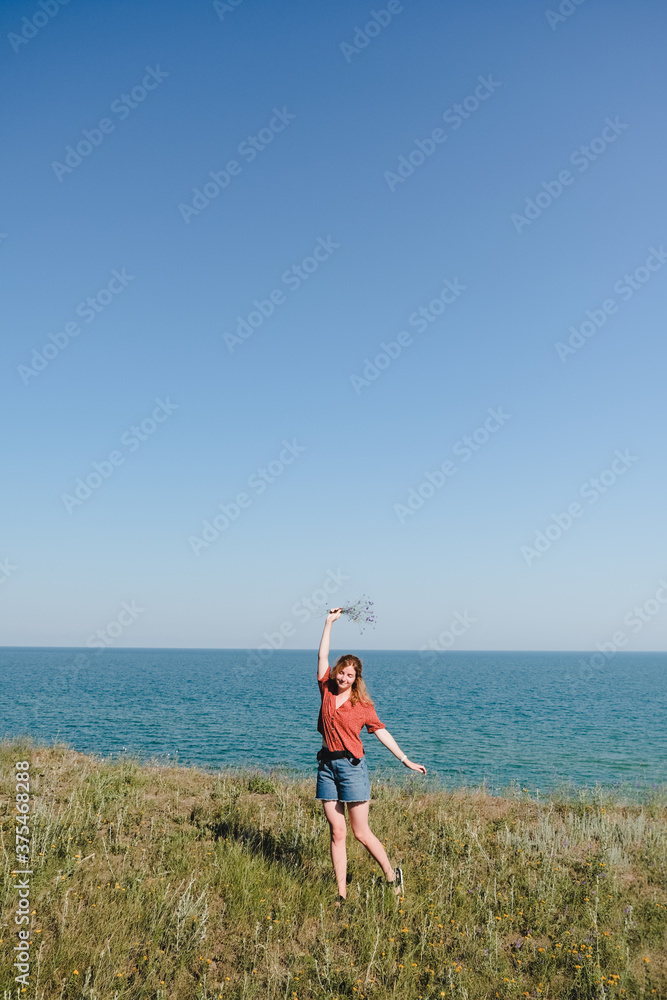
[0,645,665,654]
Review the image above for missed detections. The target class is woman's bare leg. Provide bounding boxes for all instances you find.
[347,800,396,884]
[322,800,348,897]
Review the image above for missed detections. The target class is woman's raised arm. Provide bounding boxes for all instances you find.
[318,607,342,679]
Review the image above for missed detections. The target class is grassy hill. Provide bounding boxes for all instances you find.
[1,739,665,999]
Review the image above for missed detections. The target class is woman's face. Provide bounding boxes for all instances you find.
[334,664,356,691]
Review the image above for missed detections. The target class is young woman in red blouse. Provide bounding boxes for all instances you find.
[317,608,427,904]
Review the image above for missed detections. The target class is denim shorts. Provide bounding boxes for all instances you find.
[316,755,371,802]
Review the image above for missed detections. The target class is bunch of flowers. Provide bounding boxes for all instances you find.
[323,596,376,633]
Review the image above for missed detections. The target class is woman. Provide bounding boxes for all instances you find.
[316,607,427,905]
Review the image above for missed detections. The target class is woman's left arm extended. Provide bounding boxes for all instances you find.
[374,728,427,774]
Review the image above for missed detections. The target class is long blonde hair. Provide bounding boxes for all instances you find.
[330,654,374,707]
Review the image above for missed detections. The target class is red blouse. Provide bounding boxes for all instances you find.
[317,665,385,758]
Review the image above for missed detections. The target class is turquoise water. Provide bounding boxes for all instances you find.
[2,648,665,793]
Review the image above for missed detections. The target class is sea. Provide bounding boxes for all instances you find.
[2,648,665,796]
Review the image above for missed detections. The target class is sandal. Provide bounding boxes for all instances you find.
[334,894,347,908]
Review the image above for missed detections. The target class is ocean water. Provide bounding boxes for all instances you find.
[2,648,665,794]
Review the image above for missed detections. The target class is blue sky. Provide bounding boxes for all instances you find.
[1,0,666,652]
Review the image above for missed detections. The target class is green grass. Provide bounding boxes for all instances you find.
[1,739,666,999]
